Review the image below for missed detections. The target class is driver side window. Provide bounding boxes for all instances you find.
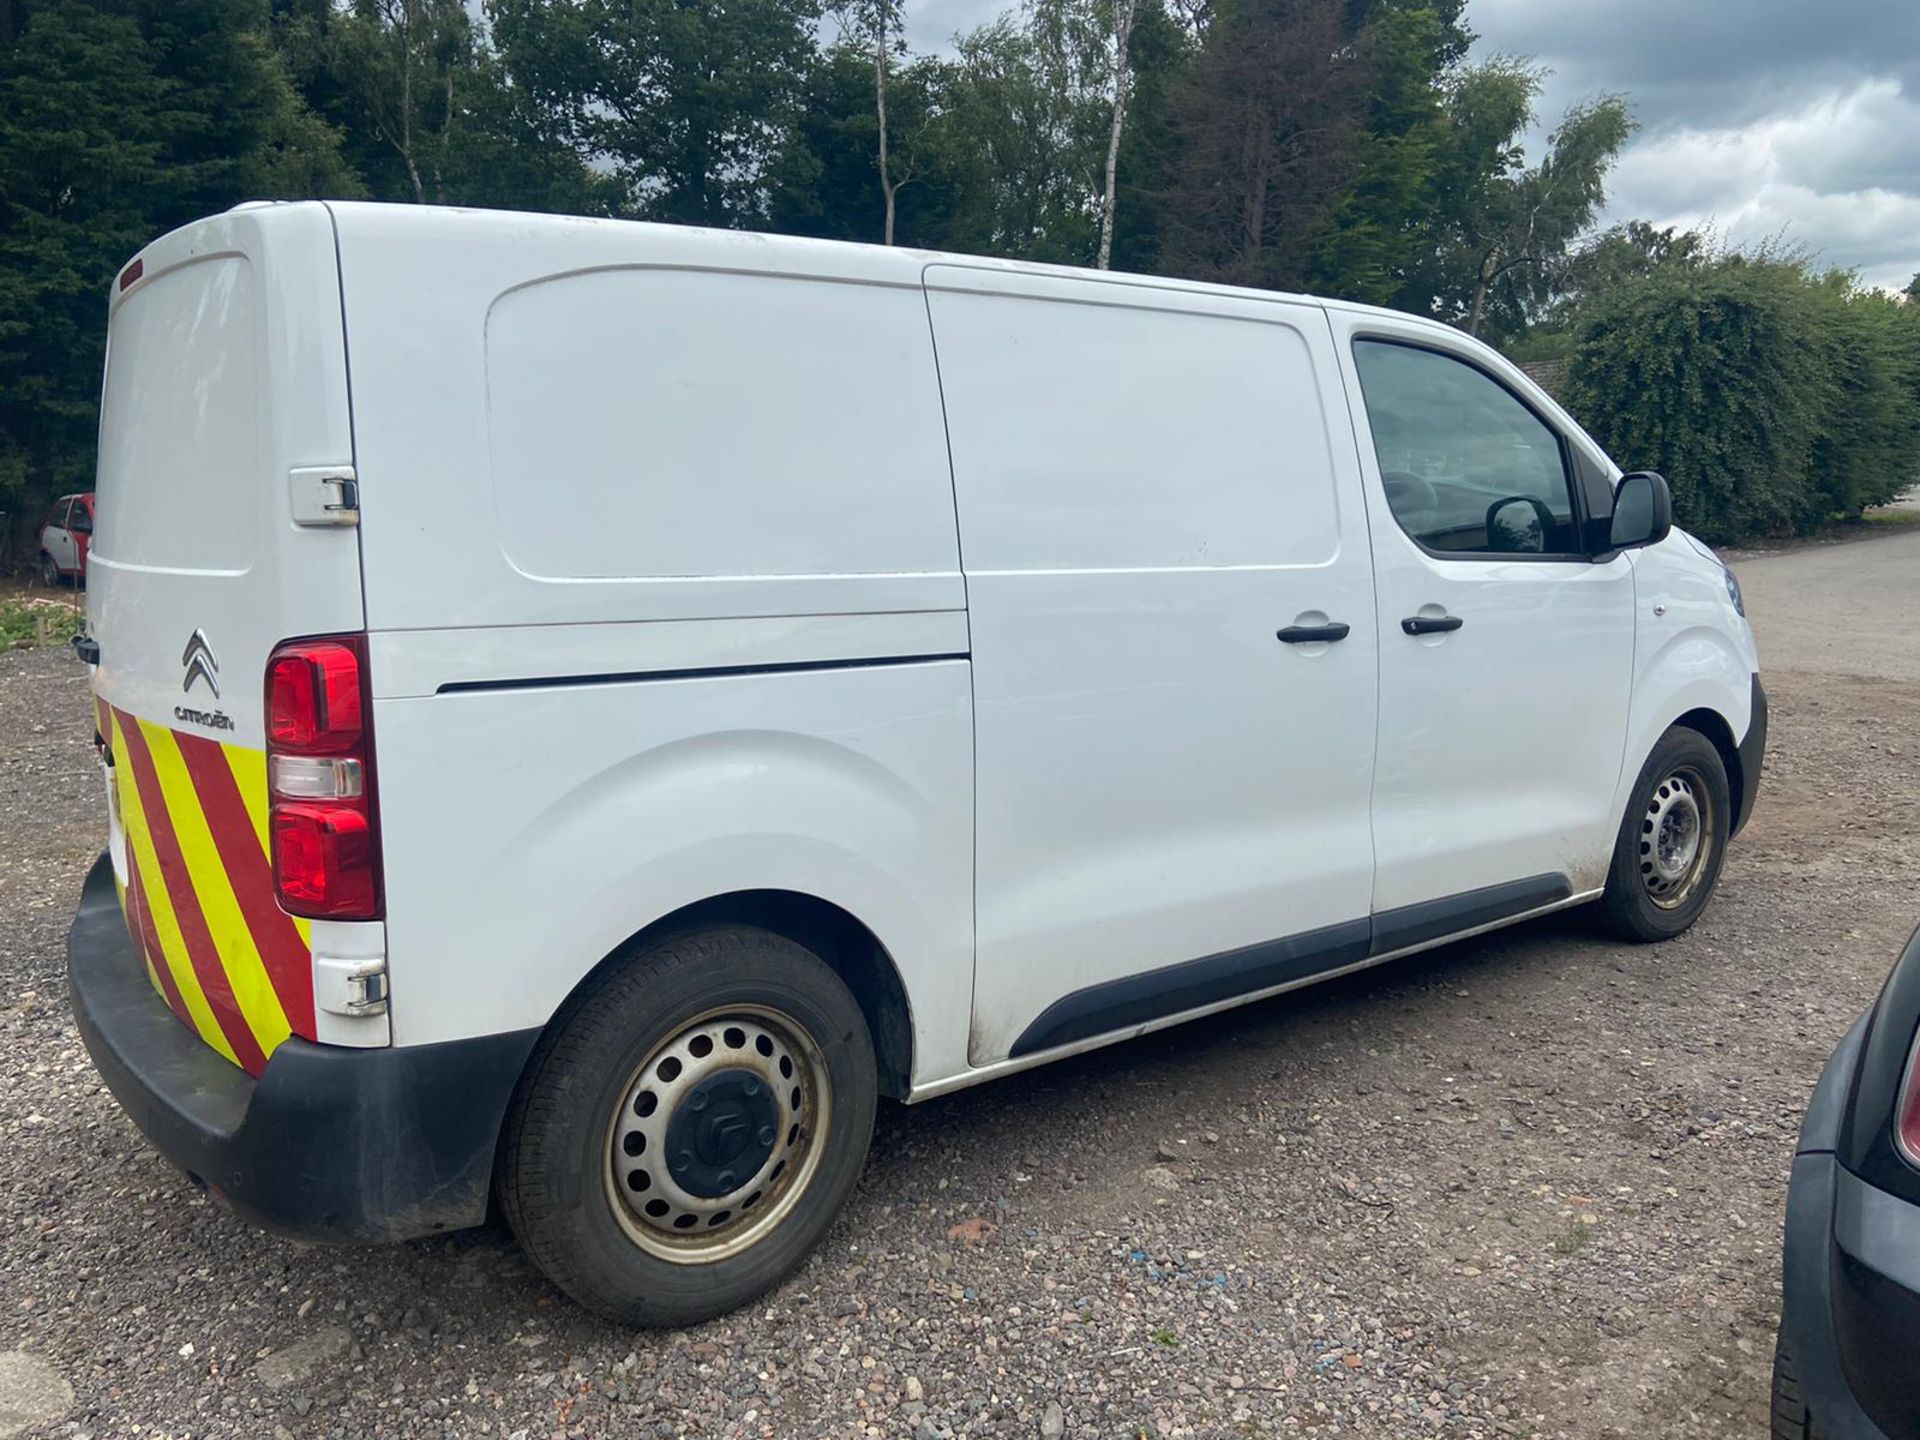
[1353,339,1579,556]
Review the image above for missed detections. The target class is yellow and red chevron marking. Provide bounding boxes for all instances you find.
[99,698,315,1076]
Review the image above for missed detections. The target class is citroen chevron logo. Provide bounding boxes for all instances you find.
[182,629,220,698]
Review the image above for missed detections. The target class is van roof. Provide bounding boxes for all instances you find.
[213,199,1463,345]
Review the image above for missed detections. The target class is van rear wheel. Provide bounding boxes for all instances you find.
[497,926,877,1325]
[1597,726,1731,942]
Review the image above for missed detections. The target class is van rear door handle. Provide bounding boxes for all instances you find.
[1401,614,1464,636]
[1276,622,1351,644]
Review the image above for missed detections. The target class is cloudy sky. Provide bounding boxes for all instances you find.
[1470,0,1920,291]
[902,0,1920,291]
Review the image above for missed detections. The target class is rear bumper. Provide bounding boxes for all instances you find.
[68,852,539,1243]
[1780,1018,1920,1440]
[1734,673,1767,836]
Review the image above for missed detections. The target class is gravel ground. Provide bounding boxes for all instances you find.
[2,530,1915,1440]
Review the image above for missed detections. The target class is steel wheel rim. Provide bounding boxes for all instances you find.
[1639,766,1714,910]
[603,1004,830,1264]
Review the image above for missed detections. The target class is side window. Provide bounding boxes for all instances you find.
[1353,340,1580,556]
[69,500,92,534]
[48,499,71,532]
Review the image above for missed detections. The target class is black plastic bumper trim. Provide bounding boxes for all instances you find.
[1369,872,1571,958]
[1780,1154,1892,1440]
[1008,918,1372,1057]
[1008,873,1572,1059]
[1779,1024,1906,1440]
[1800,1015,1869,1157]
[68,852,539,1243]
[1735,673,1767,836]
[1831,1165,1920,1434]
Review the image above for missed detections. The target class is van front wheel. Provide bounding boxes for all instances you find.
[1597,727,1731,942]
[497,926,877,1325]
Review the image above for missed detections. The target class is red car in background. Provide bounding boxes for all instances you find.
[38,492,94,586]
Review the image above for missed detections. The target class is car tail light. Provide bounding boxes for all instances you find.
[1899,1031,1920,1167]
[266,636,382,919]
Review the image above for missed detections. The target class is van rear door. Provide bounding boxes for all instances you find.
[87,202,366,1075]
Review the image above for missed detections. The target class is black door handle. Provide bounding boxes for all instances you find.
[1277,622,1351,644]
[1401,614,1464,636]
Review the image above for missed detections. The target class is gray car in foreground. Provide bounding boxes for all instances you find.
[1775,925,1920,1440]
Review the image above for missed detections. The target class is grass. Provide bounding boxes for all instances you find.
[1149,1326,1181,1349]
[1859,506,1920,530]
[0,596,84,649]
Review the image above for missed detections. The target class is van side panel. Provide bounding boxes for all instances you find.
[373,665,974,1067]
[330,210,976,1081]
[486,268,959,584]
[925,267,1381,1065]
[332,210,964,636]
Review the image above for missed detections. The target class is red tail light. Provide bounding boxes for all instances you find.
[266,636,382,919]
[1900,1035,1920,1167]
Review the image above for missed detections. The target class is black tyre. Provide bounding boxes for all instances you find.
[497,925,877,1326]
[1597,726,1730,942]
[1771,1334,1818,1440]
[37,552,60,588]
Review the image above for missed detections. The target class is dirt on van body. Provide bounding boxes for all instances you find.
[1,529,1916,1440]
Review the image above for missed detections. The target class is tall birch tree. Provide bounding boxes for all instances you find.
[1094,0,1137,268]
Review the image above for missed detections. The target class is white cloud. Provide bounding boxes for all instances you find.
[1469,3,1920,291]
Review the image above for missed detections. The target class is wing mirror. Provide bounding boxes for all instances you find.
[1486,495,1554,553]
[1607,471,1672,552]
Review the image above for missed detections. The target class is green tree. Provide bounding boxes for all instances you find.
[1411,60,1632,338]
[1158,0,1370,291]
[433,46,618,214]
[1557,221,1708,301]
[769,42,972,248]
[1100,0,1186,272]
[490,0,820,226]
[1305,0,1471,304]
[275,0,608,212]
[0,0,348,521]
[130,0,357,210]
[278,0,474,203]
[940,0,1110,263]
[1564,255,1920,542]
[1806,281,1920,518]
[0,1,164,510]
[1503,220,1707,364]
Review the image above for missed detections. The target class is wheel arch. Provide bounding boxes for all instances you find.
[528,890,916,1103]
[1671,706,1746,832]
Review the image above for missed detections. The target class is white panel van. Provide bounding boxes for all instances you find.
[68,203,1765,1324]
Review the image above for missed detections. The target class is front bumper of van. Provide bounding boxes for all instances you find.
[67,852,539,1243]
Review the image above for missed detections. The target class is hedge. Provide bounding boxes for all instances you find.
[1561,258,1920,544]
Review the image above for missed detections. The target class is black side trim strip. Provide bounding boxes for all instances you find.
[1006,871,1574,1059]
[1369,872,1571,957]
[1008,919,1373,1057]
[437,651,971,696]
